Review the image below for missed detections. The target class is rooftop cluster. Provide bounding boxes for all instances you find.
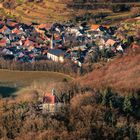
[0,19,138,66]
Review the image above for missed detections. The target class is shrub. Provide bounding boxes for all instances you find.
[3,0,17,9]
[112,4,131,13]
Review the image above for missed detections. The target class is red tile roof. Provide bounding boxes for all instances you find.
[37,23,52,30]
[24,39,34,47]
[11,28,21,34]
[0,38,7,46]
[0,25,7,33]
[0,21,4,25]
[131,44,139,50]
[43,93,56,104]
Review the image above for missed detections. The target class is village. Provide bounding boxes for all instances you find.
[0,19,138,67]
[0,18,139,115]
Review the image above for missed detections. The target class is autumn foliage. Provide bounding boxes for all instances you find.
[81,48,140,93]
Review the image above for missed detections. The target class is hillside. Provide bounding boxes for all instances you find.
[0,70,73,97]
[0,50,140,140]
[80,49,140,93]
[0,0,140,25]
[0,0,74,24]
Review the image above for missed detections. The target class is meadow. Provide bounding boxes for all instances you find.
[0,70,73,97]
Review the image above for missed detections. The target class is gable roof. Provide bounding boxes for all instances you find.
[91,25,100,30]
[37,23,52,30]
[48,49,65,56]
[43,93,56,104]
[0,38,7,46]
[91,24,110,30]
[6,21,18,27]
[131,44,139,49]
[0,25,8,33]
[106,39,116,46]
[11,28,22,34]
[24,39,34,47]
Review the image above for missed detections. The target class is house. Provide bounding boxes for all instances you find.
[37,23,52,30]
[0,25,8,34]
[0,33,3,39]
[0,21,4,28]
[47,49,65,63]
[91,24,100,31]
[1,48,13,55]
[90,25,109,35]
[71,45,87,51]
[24,39,34,47]
[105,39,116,47]
[0,38,7,47]
[42,90,63,113]
[6,20,18,29]
[131,44,139,51]
[35,23,52,34]
[11,28,22,35]
[116,44,124,52]
[43,92,56,104]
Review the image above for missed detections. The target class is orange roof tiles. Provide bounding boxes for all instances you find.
[106,39,116,46]
[11,28,21,34]
[37,23,52,30]
[91,24,109,30]
[91,24,100,30]
[24,39,34,47]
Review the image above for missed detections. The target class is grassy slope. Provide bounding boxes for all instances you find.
[0,1,140,25]
[80,50,140,94]
[0,70,73,97]
[118,18,140,36]
[0,70,72,87]
[0,1,74,24]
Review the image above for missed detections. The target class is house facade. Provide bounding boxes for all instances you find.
[42,91,64,113]
[47,49,64,63]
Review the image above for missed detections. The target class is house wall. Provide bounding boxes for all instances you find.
[59,56,64,63]
[47,53,64,63]
[47,53,59,62]
[42,103,63,113]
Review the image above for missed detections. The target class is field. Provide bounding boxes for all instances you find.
[0,1,140,25]
[0,1,74,24]
[0,70,73,97]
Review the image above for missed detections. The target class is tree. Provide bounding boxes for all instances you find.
[123,96,132,114]
[102,88,113,107]
[104,109,117,127]
[123,95,133,124]
[112,4,131,13]
[3,0,17,9]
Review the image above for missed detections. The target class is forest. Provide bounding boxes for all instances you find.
[0,85,140,140]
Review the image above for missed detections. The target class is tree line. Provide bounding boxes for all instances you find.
[0,58,79,76]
